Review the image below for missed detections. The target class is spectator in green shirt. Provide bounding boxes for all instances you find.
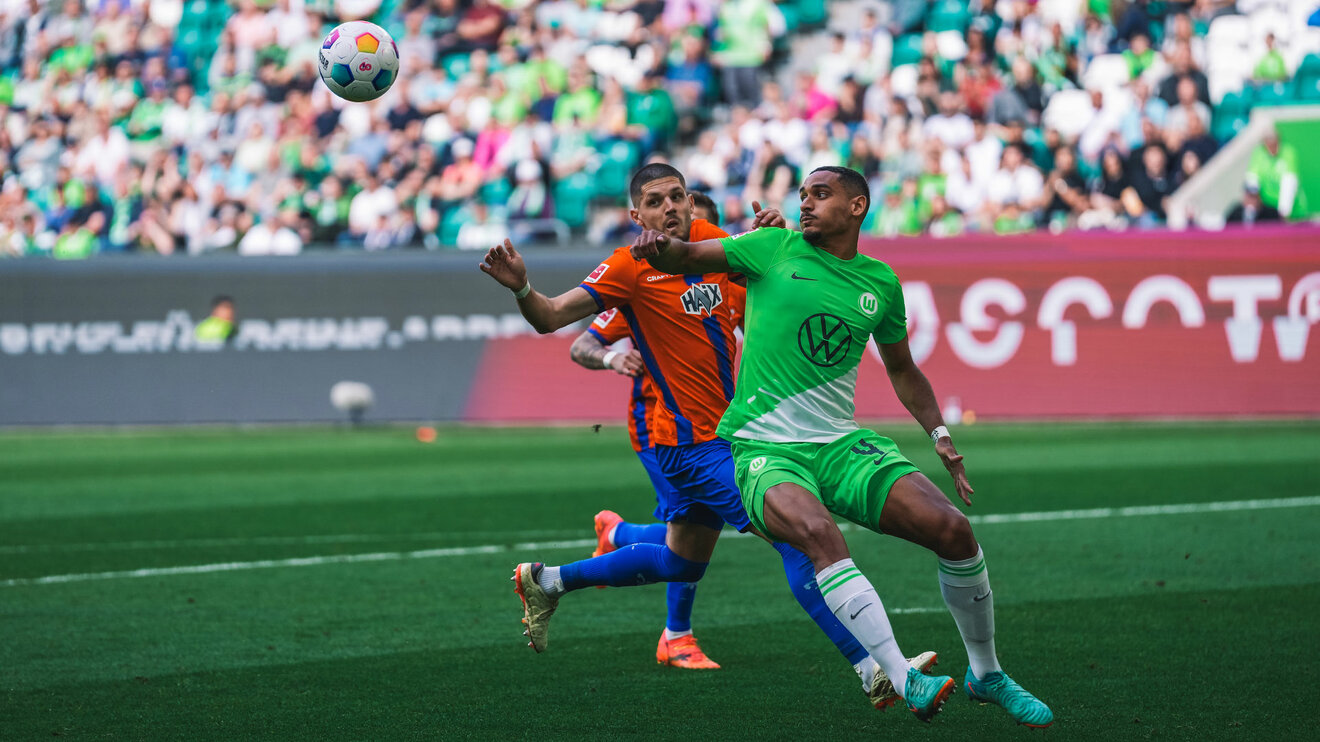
[195,296,237,344]
[1122,32,1157,79]
[926,195,966,238]
[871,180,923,237]
[128,81,169,150]
[713,0,778,105]
[1248,130,1303,218]
[1252,34,1288,83]
[52,213,103,260]
[626,73,677,152]
[552,65,602,129]
[47,38,95,76]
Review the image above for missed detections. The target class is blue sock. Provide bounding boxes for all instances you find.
[611,522,668,547]
[774,541,869,666]
[666,582,698,632]
[559,544,707,591]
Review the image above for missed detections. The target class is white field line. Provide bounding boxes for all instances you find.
[3,495,1318,589]
[0,529,585,554]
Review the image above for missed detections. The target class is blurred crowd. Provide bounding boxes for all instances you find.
[0,0,1315,259]
[693,0,1316,238]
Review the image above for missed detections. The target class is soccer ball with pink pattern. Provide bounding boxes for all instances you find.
[318,21,399,102]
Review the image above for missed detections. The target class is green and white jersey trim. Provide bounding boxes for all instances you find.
[729,367,860,443]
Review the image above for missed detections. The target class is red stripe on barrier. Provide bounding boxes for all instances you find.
[466,231,1320,422]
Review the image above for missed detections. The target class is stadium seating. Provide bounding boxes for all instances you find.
[1212,90,1253,142]
[1294,54,1320,100]
[3,0,1318,258]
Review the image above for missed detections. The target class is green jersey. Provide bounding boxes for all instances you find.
[717,228,907,444]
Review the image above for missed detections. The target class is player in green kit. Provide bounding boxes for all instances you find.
[629,166,1053,728]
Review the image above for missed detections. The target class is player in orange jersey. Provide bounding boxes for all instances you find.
[565,277,744,669]
[481,164,928,705]
[566,193,737,667]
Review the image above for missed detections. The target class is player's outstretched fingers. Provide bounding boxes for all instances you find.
[935,440,974,505]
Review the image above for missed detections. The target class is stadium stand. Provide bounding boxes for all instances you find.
[0,0,1318,258]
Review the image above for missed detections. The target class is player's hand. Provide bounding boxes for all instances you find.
[935,437,974,506]
[750,200,786,229]
[609,349,645,377]
[478,238,527,291]
[630,229,670,261]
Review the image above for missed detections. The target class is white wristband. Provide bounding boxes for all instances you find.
[930,425,950,444]
[602,350,619,369]
[513,281,532,299]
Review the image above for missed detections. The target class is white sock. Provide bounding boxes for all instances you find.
[938,547,1001,679]
[606,524,620,547]
[537,565,566,597]
[663,628,693,641]
[817,559,912,698]
[854,656,881,690]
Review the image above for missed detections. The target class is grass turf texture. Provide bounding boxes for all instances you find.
[2,421,1318,740]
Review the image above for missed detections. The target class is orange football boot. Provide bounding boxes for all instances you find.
[592,510,624,557]
[656,632,721,670]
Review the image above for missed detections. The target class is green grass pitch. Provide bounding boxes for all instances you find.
[2,421,1318,740]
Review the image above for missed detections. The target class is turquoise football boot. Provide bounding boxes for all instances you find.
[904,666,956,722]
[965,668,1054,728]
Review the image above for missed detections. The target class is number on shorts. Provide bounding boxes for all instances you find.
[850,439,887,465]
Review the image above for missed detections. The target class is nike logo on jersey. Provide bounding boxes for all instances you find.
[791,272,817,281]
[973,591,992,602]
[850,603,873,620]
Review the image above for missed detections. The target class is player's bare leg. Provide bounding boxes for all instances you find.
[879,472,1053,728]
[762,482,954,721]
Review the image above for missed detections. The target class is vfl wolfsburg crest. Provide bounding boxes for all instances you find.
[797,313,852,367]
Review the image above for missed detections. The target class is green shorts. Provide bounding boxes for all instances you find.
[730,429,920,536]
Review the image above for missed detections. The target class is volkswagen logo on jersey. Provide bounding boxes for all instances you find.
[859,292,879,315]
[798,313,852,367]
[680,283,723,316]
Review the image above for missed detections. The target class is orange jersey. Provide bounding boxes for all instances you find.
[590,282,745,451]
[578,219,741,448]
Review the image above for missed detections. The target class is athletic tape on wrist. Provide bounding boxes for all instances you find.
[930,425,950,444]
[602,351,619,369]
[513,281,532,299]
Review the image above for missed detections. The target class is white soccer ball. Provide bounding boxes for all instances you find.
[318,21,399,103]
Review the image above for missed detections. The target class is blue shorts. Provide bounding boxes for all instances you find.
[635,447,681,504]
[652,438,752,533]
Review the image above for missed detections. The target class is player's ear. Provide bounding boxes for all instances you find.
[629,208,643,227]
[852,195,869,218]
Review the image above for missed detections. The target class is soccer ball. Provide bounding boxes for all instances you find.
[318,21,399,103]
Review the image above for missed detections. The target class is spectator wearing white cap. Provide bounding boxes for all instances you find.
[439,138,482,202]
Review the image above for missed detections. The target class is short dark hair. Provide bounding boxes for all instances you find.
[629,163,686,206]
[211,295,234,309]
[689,191,719,224]
[810,166,871,217]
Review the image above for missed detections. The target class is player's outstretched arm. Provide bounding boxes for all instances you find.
[479,238,598,334]
[629,230,730,275]
[877,336,975,505]
[569,330,644,376]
